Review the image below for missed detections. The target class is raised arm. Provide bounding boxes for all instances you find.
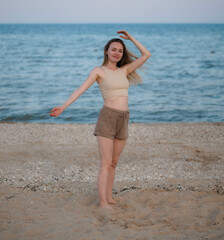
[118,30,151,75]
[49,67,100,117]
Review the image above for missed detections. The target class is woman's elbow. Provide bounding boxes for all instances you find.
[146,52,151,59]
[143,52,151,60]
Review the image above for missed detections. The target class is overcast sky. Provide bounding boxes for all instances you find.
[0,0,224,24]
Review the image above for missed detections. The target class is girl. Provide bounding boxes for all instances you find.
[49,30,151,209]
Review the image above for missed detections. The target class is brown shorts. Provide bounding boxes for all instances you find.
[93,105,129,140]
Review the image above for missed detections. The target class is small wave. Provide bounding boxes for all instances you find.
[199,60,217,69]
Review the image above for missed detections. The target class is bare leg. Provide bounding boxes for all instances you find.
[97,136,114,208]
[107,139,127,204]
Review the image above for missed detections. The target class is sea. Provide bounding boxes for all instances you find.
[0,23,224,124]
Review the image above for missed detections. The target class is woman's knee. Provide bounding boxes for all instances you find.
[100,158,118,170]
[111,156,119,168]
[100,160,112,170]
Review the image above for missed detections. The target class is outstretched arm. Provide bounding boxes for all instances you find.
[118,30,151,74]
[49,67,100,117]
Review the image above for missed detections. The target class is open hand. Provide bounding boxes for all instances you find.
[117,30,132,40]
[49,106,64,117]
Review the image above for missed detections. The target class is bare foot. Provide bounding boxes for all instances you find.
[108,199,116,205]
[100,204,113,209]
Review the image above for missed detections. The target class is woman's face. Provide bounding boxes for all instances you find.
[106,42,124,63]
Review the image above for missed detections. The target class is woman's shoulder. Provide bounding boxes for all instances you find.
[91,66,105,82]
[90,66,105,75]
[92,66,105,71]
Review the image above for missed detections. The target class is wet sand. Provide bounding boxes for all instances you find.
[0,122,224,240]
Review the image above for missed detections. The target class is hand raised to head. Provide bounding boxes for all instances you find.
[117,30,132,40]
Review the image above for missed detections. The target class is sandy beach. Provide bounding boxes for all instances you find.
[0,122,224,240]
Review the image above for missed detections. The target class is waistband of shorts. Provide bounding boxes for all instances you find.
[102,105,129,114]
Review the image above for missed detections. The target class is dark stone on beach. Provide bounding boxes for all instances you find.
[120,186,140,193]
[188,187,196,191]
[24,184,38,192]
[5,195,16,200]
[113,189,118,195]
[120,187,129,192]
[213,185,224,195]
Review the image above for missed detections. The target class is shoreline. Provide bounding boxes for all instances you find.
[1,121,224,124]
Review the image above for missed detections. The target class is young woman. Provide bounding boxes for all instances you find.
[49,30,151,209]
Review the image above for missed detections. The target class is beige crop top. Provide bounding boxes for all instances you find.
[98,66,129,100]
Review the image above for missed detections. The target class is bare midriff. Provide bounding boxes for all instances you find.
[104,96,129,111]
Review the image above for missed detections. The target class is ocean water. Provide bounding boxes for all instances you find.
[0,23,224,123]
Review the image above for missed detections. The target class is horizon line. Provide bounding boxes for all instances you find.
[0,22,224,25]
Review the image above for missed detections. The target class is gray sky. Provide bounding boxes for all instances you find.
[0,0,224,23]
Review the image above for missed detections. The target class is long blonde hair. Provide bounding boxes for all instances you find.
[102,38,142,85]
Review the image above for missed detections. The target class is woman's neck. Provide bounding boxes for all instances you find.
[105,61,118,71]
